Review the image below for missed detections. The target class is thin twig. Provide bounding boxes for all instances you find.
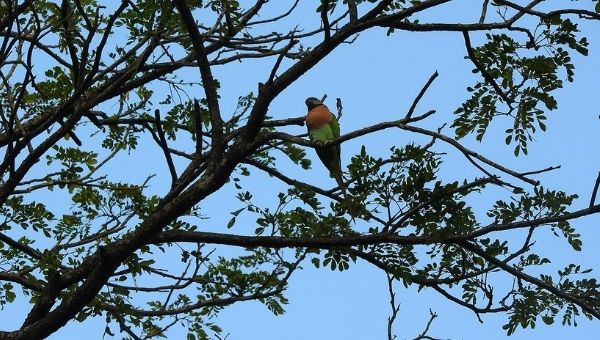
[460,240,600,320]
[590,171,600,208]
[113,312,143,340]
[397,123,538,186]
[386,274,399,340]
[267,36,298,84]
[154,109,178,185]
[247,0,299,25]
[193,99,203,157]
[462,31,513,107]
[405,70,438,119]
[243,158,341,200]
[413,310,440,340]
[519,165,560,176]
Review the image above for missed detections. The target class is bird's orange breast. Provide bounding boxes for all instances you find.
[306,105,332,129]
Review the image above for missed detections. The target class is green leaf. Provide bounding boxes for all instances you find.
[542,315,554,325]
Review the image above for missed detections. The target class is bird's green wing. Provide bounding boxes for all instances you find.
[309,123,336,142]
[328,114,340,139]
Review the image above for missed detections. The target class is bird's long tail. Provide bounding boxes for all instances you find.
[332,169,346,196]
[332,169,355,224]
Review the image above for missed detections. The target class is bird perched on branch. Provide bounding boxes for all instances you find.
[305,97,346,195]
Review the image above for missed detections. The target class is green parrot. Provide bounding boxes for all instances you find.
[305,97,346,194]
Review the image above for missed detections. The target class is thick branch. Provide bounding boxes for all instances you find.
[153,230,429,249]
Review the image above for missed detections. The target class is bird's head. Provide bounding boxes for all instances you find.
[305,97,323,110]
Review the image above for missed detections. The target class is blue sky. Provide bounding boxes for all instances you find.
[3,1,600,339]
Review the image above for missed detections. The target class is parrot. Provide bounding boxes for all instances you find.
[305,97,346,195]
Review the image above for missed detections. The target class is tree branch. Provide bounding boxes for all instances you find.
[590,171,600,208]
[0,272,42,291]
[386,274,399,340]
[320,0,331,41]
[462,31,513,106]
[193,99,203,157]
[152,230,430,249]
[347,0,358,22]
[405,70,438,119]
[173,0,225,169]
[154,109,178,186]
